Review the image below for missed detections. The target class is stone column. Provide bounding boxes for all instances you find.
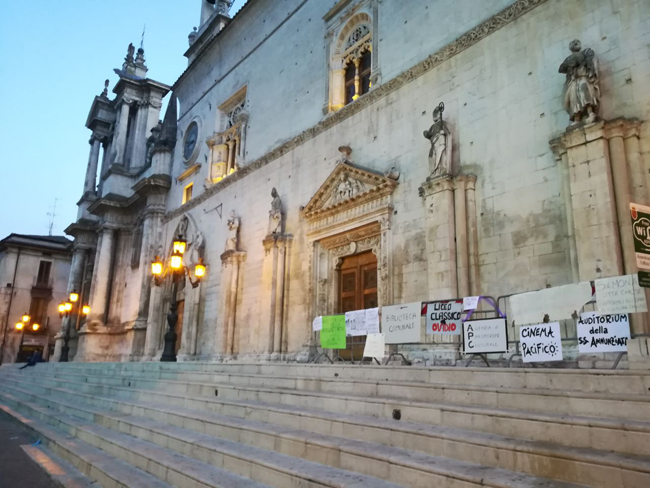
[143,282,163,360]
[330,69,346,111]
[87,227,116,325]
[419,175,458,300]
[112,101,131,166]
[135,206,164,326]
[465,176,480,295]
[84,137,101,195]
[453,176,470,298]
[54,247,87,360]
[216,250,246,357]
[623,121,647,204]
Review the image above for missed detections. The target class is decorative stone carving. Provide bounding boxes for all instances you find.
[384,166,400,181]
[268,188,284,235]
[423,102,452,177]
[226,210,240,251]
[337,145,353,164]
[188,231,205,266]
[559,39,600,125]
[175,215,189,240]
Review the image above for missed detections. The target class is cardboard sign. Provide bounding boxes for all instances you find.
[383,302,421,344]
[363,333,385,361]
[463,296,480,311]
[631,202,650,271]
[312,316,322,332]
[365,308,380,335]
[320,315,346,349]
[578,312,630,353]
[520,322,563,362]
[463,318,507,354]
[596,274,647,314]
[345,310,367,336]
[426,300,463,335]
[509,282,592,326]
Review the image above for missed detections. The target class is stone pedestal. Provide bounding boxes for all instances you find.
[215,250,247,358]
[260,234,293,359]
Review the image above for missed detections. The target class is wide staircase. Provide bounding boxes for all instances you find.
[1,362,649,488]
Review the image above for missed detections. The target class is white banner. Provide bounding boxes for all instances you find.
[578,312,630,353]
[596,274,647,314]
[312,316,322,332]
[425,300,463,335]
[365,308,380,335]
[345,310,367,336]
[509,282,592,325]
[463,318,507,354]
[383,302,421,344]
[363,333,385,361]
[520,322,563,362]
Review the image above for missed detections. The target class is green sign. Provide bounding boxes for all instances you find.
[631,203,650,288]
[320,315,346,349]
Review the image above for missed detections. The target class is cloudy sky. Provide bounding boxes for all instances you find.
[0,0,247,238]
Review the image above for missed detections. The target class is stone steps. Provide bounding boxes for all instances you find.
[21,443,106,488]
[45,362,650,395]
[29,367,650,424]
[5,369,649,458]
[2,375,648,488]
[0,388,406,488]
[1,378,594,488]
[0,403,173,488]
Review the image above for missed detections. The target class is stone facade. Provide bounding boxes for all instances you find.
[65,0,650,363]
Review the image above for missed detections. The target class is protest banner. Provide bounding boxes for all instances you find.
[596,274,647,314]
[463,318,507,354]
[463,296,480,311]
[426,300,463,335]
[312,316,322,332]
[363,333,385,361]
[509,282,592,325]
[345,310,367,336]
[320,315,346,349]
[520,322,563,362]
[383,302,421,344]
[578,312,630,353]
[365,308,380,334]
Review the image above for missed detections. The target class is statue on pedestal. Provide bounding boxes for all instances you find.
[268,188,283,235]
[423,102,452,177]
[559,39,600,125]
[226,210,240,251]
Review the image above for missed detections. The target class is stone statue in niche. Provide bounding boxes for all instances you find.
[189,231,205,265]
[423,102,452,177]
[175,215,189,240]
[559,39,600,125]
[268,188,284,235]
[226,210,240,251]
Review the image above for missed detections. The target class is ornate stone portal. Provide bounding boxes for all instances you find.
[301,155,398,356]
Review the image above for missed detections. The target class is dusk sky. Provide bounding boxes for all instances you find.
[0,0,246,239]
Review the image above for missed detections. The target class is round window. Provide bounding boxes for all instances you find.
[183,122,199,161]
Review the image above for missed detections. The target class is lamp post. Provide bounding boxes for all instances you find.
[58,291,90,362]
[151,235,206,362]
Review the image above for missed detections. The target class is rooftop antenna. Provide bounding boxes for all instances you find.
[140,24,146,50]
[47,198,58,236]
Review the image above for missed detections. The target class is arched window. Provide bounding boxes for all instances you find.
[329,15,373,111]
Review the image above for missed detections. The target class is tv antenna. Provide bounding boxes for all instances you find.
[47,198,58,236]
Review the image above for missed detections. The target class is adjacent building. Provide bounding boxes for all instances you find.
[61,0,650,363]
[0,234,72,363]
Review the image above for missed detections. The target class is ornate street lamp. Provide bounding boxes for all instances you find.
[151,235,206,362]
[59,290,90,362]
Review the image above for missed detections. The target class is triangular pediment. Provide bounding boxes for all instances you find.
[301,163,397,222]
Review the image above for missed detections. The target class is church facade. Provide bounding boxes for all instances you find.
[59,0,650,363]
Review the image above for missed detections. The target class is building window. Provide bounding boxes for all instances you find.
[183,183,194,204]
[29,296,48,326]
[328,14,373,112]
[36,261,52,286]
[207,87,248,185]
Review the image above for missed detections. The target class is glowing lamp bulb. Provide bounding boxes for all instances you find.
[195,261,206,279]
[82,305,91,315]
[151,258,163,276]
[69,291,79,303]
[15,322,24,331]
[64,302,73,312]
[173,237,187,255]
[22,313,30,323]
[32,323,40,331]
[170,253,183,270]
[58,303,66,314]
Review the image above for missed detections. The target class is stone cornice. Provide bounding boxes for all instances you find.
[164,0,548,223]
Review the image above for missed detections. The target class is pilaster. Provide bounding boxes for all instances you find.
[215,250,247,358]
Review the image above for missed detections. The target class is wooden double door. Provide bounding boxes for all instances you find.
[339,251,378,359]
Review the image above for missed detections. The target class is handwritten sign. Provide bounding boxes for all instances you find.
[383,302,421,344]
[596,274,647,314]
[363,333,385,361]
[520,322,563,362]
[578,312,630,353]
[345,310,367,336]
[463,318,507,354]
[365,308,380,335]
[312,316,322,332]
[463,296,480,311]
[320,315,346,349]
[426,300,463,335]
